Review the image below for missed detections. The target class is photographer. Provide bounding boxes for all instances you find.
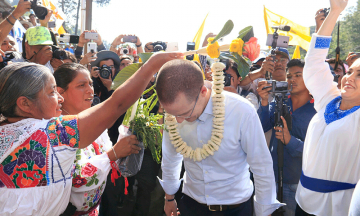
[110,34,144,55]
[326,58,346,89]
[75,30,106,60]
[257,59,316,216]
[223,59,259,109]
[240,48,290,96]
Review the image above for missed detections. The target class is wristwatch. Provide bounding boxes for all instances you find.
[136,42,142,47]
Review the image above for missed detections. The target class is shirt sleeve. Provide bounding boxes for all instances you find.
[75,46,83,58]
[47,115,80,149]
[285,136,304,158]
[303,34,340,111]
[97,43,106,51]
[158,130,183,195]
[240,109,284,216]
[71,150,111,193]
[257,103,275,133]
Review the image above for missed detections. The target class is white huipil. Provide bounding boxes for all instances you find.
[295,34,360,216]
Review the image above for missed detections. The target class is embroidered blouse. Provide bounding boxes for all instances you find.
[0,116,80,216]
[295,34,360,216]
[70,130,113,216]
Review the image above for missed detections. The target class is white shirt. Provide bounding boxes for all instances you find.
[295,34,360,216]
[159,91,283,216]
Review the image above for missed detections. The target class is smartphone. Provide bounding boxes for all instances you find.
[87,42,97,53]
[85,32,98,40]
[58,34,79,44]
[186,42,196,61]
[266,34,289,48]
[48,21,56,28]
[123,35,137,43]
[165,42,179,51]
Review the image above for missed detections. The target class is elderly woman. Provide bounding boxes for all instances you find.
[295,1,359,216]
[0,52,182,215]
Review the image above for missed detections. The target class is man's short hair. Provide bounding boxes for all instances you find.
[156,59,204,105]
[286,59,305,72]
[224,59,240,78]
[325,58,346,74]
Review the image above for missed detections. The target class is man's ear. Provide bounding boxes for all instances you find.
[200,85,208,96]
[16,96,35,115]
[237,76,242,85]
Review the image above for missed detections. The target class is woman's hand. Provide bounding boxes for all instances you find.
[108,135,141,161]
[144,52,184,75]
[80,52,97,65]
[330,0,348,13]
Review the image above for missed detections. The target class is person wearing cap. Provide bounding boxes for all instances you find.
[10,26,55,72]
[257,59,316,216]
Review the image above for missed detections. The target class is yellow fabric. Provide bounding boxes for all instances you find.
[292,45,301,59]
[264,6,311,51]
[193,13,208,50]
[42,0,66,34]
[58,25,66,34]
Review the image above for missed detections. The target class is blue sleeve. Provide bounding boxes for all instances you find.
[257,102,275,132]
[285,136,304,158]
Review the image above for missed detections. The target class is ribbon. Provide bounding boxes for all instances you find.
[109,160,129,195]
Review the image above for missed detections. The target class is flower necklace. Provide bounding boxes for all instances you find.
[165,61,226,162]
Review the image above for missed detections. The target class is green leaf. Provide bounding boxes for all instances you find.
[76,154,81,160]
[237,26,254,42]
[237,55,251,80]
[219,52,238,62]
[138,53,153,63]
[95,178,99,185]
[211,20,234,44]
[112,63,142,90]
[86,178,95,187]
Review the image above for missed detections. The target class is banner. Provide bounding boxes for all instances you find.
[9,20,26,53]
[292,45,301,59]
[264,6,311,51]
[42,0,66,34]
[192,13,208,79]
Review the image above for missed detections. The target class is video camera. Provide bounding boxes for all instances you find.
[97,64,112,79]
[0,52,16,70]
[57,34,80,44]
[263,25,291,93]
[152,41,167,52]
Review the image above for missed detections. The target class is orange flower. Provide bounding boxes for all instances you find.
[243,37,260,62]
[69,138,77,147]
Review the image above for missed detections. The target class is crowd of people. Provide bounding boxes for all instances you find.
[0,0,360,215]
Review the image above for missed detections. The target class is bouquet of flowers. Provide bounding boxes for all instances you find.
[122,85,163,164]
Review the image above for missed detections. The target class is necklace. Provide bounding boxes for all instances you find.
[62,108,70,115]
[165,61,226,162]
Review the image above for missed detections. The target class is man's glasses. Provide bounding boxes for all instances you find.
[172,87,202,119]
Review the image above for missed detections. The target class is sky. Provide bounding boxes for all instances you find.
[58,0,357,51]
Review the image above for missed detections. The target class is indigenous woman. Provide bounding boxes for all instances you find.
[0,52,181,215]
[295,1,360,215]
[54,63,134,216]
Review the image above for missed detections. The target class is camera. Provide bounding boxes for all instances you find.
[323,8,330,17]
[224,73,232,87]
[120,47,129,55]
[262,80,289,93]
[329,64,340,83]
[92,94,101,106]
[58,34,80,44]
[26,0,48,20]
[0,52,16,70]
[152,41,167,52]
[52,46,66,60]
[98,64,112,79]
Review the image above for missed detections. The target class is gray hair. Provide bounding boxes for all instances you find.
[0,62,52,118]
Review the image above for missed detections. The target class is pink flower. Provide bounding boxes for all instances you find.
[243,37,260,62]
[81,163,98,177]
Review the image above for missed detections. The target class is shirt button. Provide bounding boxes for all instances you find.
[206,195,209,198]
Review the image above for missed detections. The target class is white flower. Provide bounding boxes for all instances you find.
[141,114,145,118]
[146,122,150,126]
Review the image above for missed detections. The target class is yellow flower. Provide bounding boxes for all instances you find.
[230,38,244,56]
[206,37,220,59]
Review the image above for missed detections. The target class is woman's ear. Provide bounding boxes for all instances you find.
[16,96,35,115]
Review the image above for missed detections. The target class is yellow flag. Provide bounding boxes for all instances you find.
[42,0,66,34]
[292,45,301,59]
[193,13,208,50]
[264,6,311,51]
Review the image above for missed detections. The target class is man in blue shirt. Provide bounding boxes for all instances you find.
[257,59,317,216]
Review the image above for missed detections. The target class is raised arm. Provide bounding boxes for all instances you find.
[77,52,184,148]
[303,1,347,111]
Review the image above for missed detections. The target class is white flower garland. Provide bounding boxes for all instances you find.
[165,61,226,162]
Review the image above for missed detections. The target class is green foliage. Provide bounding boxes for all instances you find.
[123,85,163,163]
[211,20,234,44]
[112,63,142,90]
[237,26,254,42]
[138,53,153,63]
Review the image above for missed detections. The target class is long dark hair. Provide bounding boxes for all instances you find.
[54,63,88,90]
